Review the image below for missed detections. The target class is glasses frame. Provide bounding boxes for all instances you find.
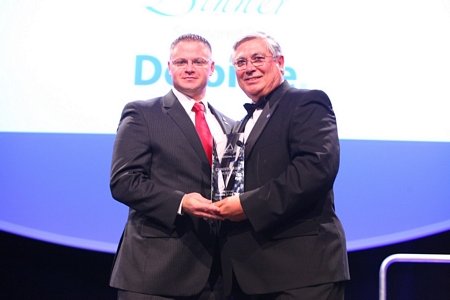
[233,55,276,70]
[171,58,212,68]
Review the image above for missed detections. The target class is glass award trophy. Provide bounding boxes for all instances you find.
[211,133,245,201]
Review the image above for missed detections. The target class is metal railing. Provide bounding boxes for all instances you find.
[379,253,450,300]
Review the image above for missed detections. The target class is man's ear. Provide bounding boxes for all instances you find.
[276,55,285,69]
[209,61,215,76]
[168,61,173,76]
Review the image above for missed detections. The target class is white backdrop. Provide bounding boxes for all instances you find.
[1,0,450,141]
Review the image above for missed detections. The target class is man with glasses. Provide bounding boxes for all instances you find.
[215,32,350,299]
[109,33,234,299]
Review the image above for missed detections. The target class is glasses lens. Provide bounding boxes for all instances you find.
[173,59,209,68]
[193,59,207,67]
[251,56,267,67]
[173,59,187,67]
[234,60,246,70]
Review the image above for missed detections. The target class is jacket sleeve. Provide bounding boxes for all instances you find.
[240,90,340,233]
[110,101,183,229]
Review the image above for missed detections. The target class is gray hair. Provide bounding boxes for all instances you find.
[232,32,283,58]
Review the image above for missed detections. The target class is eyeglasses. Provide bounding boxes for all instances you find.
[171,58,211,68]
[233,55,276,70]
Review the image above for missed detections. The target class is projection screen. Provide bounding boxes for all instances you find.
[1,0,449,252]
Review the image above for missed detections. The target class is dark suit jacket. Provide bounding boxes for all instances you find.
[109,90,234,296]
[220,81,350,295]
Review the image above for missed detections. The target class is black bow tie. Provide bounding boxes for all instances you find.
[243,98,267,116]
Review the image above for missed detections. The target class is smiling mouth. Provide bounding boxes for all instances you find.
[245,76,261,82]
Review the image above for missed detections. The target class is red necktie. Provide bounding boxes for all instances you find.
[192,102,213,165]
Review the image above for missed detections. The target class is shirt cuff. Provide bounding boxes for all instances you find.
[177,194,186,215]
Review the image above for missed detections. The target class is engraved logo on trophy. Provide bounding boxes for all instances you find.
[212,133,245,201]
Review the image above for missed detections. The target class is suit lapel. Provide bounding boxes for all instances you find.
[162,91,209,164]
[244,81,291,158]
[208,103,232,134]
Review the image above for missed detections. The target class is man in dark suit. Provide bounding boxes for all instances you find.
[215,32,350,299]
[109,34,234,299]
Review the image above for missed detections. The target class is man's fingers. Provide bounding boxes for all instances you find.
[213,200,225,207]
[182,192,225,218]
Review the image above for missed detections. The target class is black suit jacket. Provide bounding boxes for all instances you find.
[109,90,234,296]
[220,81,350,294]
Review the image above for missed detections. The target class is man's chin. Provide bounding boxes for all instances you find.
[242,88,261,100]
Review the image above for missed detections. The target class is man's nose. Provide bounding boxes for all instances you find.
[245,61,256,72]
[185,61,195,72]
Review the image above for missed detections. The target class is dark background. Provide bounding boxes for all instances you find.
[1,229,449,300]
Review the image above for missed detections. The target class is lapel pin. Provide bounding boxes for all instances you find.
[266,113,271,118]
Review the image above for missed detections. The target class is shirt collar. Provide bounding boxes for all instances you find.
[172,88,209,114]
